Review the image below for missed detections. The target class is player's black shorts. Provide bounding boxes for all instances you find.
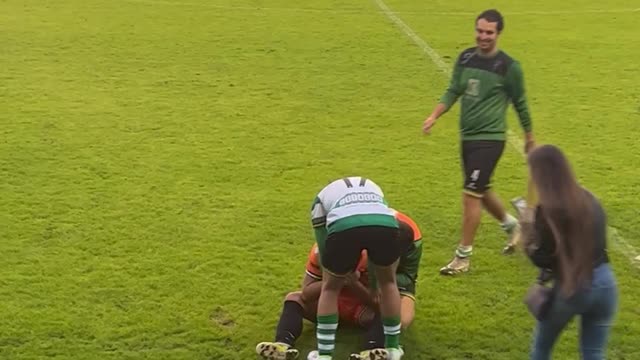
[322,225,400,275]
[461,140,505,197]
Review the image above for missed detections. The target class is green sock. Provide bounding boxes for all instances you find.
[383,316,401,349]
[316,314,338,356]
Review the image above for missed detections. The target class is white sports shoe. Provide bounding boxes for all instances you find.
[255,342,299,360]
[306,350,331,360]
[388,347,404,360]
[501,214,521,255]
[348,348,388,360]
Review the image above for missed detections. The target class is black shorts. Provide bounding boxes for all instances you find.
[461,140,505,197]
[322,226,400,275]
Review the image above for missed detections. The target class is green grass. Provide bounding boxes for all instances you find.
[1,0,639,359]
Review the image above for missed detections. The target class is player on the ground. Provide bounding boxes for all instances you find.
[256,210,423,360]
[256,243,373,360]
[309,176,403,360]
[421,9,535,275]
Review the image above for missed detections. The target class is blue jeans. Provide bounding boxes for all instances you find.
[531,263,618,360]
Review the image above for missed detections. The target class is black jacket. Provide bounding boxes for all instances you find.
[521,190,609,278]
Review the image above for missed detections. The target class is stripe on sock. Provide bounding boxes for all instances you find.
[317,333,335,341]
[318,343,334,351]
[456,245,473,258]
[317,323,338,330]
[317,313,338,356]
[382,316,401,349]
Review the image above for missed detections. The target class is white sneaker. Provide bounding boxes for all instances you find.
[388,347,404,360]
[510,197,527,216]
[306,350,331,360]
[501,214,521,255]
[439,256,470,275]
[348,348,388,360]
[255,342,299,360]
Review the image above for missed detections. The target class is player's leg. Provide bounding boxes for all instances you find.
[470,140,519,252]
[441,140,511,274]
[395,269,417,330]
[473,140,507,222]
[347,306,383,360]
[440,141,482,275]
[483,190,520,254]
[256,292,312,360]
[313,230,361,359]
[351,295,413,360]
[446,192,482,274]
[366,226,404,360]
[440,193,482,275]
[482,189,508,222]
[350,312,386,360]
[399,295,415,330]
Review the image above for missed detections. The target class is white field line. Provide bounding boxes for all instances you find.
[373,0,640,268]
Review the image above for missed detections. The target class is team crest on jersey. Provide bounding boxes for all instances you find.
[466,78,480,96]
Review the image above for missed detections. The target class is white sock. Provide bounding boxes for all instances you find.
[501,214,517,230]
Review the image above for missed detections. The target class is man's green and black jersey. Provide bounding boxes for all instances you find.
[440,47,532,141]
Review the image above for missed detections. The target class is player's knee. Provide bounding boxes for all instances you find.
[463,191,484,201]
[400,315,414,330]
[400,297,416,330]
[284,291,304,305]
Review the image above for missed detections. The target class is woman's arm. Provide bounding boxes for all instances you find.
[521,206,556,270]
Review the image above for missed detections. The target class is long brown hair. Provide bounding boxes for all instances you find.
[527,145,594,297]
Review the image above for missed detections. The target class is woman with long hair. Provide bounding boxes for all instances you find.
[521,144,618,360]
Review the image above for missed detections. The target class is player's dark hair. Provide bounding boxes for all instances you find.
[477,9,504,33]
[528,145,595,298]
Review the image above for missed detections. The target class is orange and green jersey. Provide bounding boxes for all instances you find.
[393,210,423,300]
[367,210,423,299]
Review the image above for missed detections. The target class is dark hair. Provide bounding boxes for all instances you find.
[477,9,504,33]
[527,145,595,297]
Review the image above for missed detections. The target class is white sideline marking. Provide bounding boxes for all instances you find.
[373,0,640,269]
[123,0,640,16]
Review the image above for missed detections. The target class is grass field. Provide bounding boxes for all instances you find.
[1,0,639,359]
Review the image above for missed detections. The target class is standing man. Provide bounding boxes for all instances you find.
[422,9,535,275]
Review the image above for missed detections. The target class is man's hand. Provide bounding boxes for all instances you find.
[369,288,381,310]
[524,133,535,154]
[422,116,437,134]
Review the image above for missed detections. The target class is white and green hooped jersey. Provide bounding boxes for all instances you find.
[311,177,398,235]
